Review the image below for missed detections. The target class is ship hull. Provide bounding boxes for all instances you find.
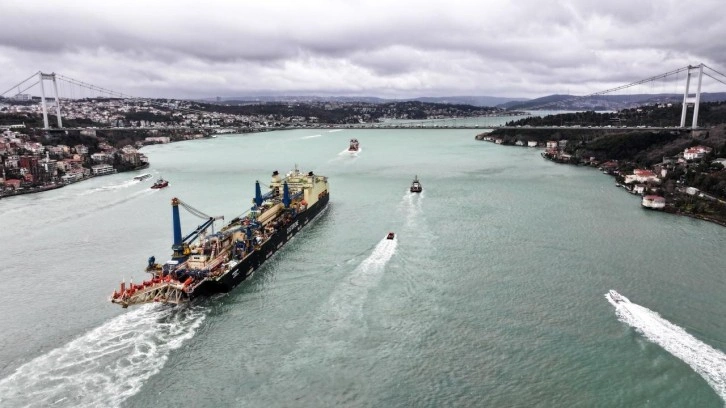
[187,193,329,299]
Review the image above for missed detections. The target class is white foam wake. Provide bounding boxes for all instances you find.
[606,291,726,402]
[401,190,424,229]
[0,305,205,408]
[325,236,397,324]
[338,147,361,156]
[327,129,343,133]
[79,179,145,196]
[99,179,141,191]
[301,134,322,139]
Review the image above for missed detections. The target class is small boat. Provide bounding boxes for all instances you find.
[151,178,169,189]
[410,175,422,193]
[348,138,359,152]
[134,173,152,181]
[386,232,395,240]
[608,290,629,304]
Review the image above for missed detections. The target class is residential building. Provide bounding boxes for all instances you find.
[683,145,712,160]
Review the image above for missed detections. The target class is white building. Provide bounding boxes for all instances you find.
[91,152,110,163]
[642,195,666,209]
[527,141,538,147]
[91,164,116,175]
[624,169,659,184]
[683,145,712,160]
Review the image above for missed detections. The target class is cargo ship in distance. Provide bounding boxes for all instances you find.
[111,167,330,308]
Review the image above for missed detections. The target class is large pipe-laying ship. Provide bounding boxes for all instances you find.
[111,167,329,308]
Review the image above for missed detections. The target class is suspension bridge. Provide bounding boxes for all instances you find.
[2,64,726,131]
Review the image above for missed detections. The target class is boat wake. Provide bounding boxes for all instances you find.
[0,305,206,408]
[401,189,425,229]
[301,134,322,139]
[338,147,361,156]
[329,236,397,322]
[605,290,726,402]
[78,179,143,196]
[327,129,343,133]
[98,179,142,191]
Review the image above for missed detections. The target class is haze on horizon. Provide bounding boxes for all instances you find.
[2,0,726,100]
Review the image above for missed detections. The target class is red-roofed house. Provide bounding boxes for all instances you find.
[684,145,712,160]
[625,169,659,184]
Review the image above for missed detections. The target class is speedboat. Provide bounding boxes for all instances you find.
[348,138,359,152]
[386,232,395,240]
[608,290,629,303]
[151,178,169,189]
[410,175,422,193]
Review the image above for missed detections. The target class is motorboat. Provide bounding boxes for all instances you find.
[134,173,152,181]
[410,175,422,193]
[386,232,395,240]
[151,178,169,189]
[608,290,629,303]
[348,138,359,152]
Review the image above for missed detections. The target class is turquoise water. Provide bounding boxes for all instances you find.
[0,128,725,407]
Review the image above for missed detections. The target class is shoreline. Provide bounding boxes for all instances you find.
[476,136,726,229]
[0,162,150,200]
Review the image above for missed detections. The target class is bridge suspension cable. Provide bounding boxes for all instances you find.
[1,70,41,97]
[522,65,693,111]
[704,65,726,78]
[702,72,726,87]
[55,74,135,99]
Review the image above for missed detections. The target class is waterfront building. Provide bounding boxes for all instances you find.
[642,195,666,209]
[624,169,659,184]
[91,164,115,176]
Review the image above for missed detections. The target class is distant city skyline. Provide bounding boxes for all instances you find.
[2,0,726,99]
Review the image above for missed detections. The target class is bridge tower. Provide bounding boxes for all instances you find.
[37,72,63,129]
[680,64,704,129]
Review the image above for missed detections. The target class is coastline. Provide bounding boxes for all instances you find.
[476,135,726,229]
[0,162,150,200]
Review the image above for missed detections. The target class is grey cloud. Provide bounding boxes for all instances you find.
[2,0,726,99]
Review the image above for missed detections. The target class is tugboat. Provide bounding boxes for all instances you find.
[410,175,422,193]
[387,232,395,240]
[151,177,169,189]
[111,167,330,308]
[348,138,359,152]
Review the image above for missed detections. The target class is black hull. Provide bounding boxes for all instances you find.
[187,193,329,299]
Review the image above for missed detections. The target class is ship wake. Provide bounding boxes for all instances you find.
[328,236,397,324]
[90,179,143,192]
[0,304,205,408]
[338,147,361,156]
[401,189,425,229]
[606,291,726,402]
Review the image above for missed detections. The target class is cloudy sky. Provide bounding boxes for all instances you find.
[2,0,726,99]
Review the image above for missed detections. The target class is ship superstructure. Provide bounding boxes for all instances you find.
[111,167,329,308]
